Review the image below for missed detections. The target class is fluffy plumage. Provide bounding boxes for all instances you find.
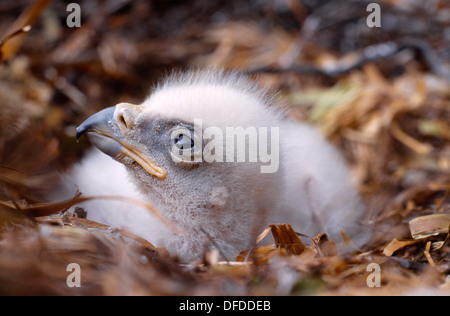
[57,70,368,262]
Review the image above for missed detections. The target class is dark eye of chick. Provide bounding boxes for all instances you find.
[174,133,195,150]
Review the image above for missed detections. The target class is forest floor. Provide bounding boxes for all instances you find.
[0,0,449,295]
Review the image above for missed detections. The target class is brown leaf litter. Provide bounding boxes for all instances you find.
[0,0,449,295]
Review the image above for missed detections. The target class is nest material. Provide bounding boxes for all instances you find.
[0,0,449,295]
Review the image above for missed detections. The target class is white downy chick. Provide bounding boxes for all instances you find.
[59,70,368,262]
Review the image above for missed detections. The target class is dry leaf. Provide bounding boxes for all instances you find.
[36,214,156,250]
[383,238,421,257]
[236,244,277,263]
[0,0,52,62]
[431,232,450,252]
[391,121,433,155]
[424,241,436,267]
[269,224,306,255]
[256,224,306,255]
[256,226,272,244]
[409,214,450,239]
[340,229,362,253]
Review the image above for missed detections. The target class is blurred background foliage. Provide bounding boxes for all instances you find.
[0,0,449,295]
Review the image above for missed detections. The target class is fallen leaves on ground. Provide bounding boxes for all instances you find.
[0,0,449,295]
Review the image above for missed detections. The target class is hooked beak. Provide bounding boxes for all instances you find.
[76,103,167,179]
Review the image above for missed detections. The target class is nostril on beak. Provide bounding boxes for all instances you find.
[114,103,141,134]
[115,110,133,135]
[117,113,129,129]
